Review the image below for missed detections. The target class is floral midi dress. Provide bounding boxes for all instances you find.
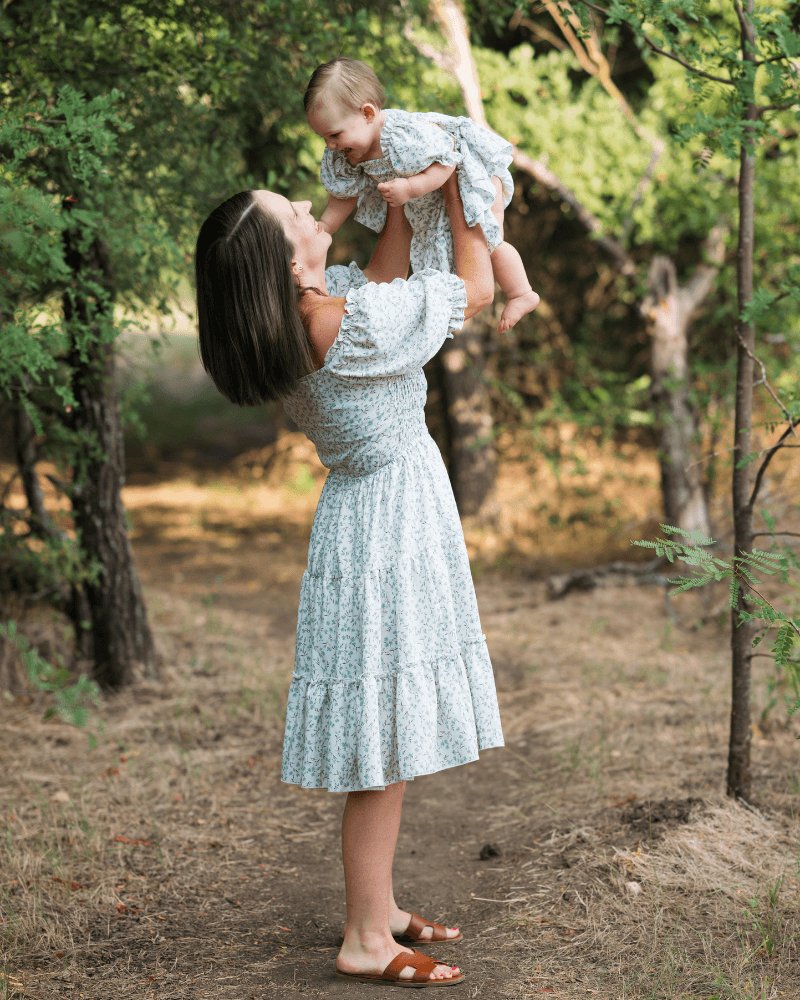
[321,109,514,274]
[279,262,505,792]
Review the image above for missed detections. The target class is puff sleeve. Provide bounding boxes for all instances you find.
[321,150,387,235]
[381,110,461,177]
[326,269,467,379]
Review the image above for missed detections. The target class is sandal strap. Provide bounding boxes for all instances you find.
[406,912,450,942]
[383,949,439,983]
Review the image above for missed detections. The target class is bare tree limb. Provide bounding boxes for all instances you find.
[678,223,728,318]
[754,54,798,66]
[535,1,666,243]
[509,11,568,51]
[406,0,635,273]
[640,35,734,85]
[511,149,634,270]
[748,422,797,513]
[736,333,798,430]
[12,395,61,539]
[757,101,800,114]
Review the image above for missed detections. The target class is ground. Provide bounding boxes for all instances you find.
[2,412,800,998]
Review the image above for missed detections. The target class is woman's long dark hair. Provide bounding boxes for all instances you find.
[195,191,316,405]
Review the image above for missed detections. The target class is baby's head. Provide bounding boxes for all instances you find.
[305,58,385,164]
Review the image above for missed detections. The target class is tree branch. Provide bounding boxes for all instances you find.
[509,11,568,51]
[536,0,666,243]
[754,54,798,66]
[408,0,635,273]
[570,0,734,85]
[678,223,728,319]
[757,101,800,114]
[748,422,797,512]
[511,149,634,270]
[640,35,734,85]
[737,332,798,430]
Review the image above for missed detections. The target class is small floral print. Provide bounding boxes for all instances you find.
[321,109,514,274]
[279,264,505,792]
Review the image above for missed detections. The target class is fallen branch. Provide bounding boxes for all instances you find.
[546,557,667,600]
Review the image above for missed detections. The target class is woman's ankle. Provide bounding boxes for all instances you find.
[341,924,394,950]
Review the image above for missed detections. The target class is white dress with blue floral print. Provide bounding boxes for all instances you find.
[279,262,505,792]
[321,109,514,274]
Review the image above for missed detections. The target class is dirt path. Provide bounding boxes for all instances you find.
[3,468,799,999]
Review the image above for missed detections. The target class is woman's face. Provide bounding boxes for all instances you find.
[252,191,331,270]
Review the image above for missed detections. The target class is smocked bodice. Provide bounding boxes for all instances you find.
[282,262,466,476]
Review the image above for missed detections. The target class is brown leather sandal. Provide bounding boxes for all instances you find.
[394,912,463,945]
[335,948,465,987]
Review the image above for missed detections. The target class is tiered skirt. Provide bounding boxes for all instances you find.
[280,433,504,792]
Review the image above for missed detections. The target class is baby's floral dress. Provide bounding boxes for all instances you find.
[321,109,514,274]
[279,262,505,792]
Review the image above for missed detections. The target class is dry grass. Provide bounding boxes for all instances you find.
[611,802,799,995]
[1,419,799,998]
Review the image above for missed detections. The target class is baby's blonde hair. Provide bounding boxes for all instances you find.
[304,58,385,115]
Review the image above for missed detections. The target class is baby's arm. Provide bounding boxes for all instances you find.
[377,161,456,208]
[319,195,357,235]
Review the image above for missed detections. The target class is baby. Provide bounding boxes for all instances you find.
[304,57,540,332]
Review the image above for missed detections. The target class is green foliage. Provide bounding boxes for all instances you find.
[0,88,137,625]
[1,0,431,686]
[0,621,101,732]
[633,525,800,714]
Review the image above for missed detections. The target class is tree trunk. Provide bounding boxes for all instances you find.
[11,393,93,660]
[642,252,719,536]
[63,224,156,690]
[13,397,55,537]
[728,1,758,801]
[418,0,728,532]
[438,318,497,515]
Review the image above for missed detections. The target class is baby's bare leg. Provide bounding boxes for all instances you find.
[489,178,540,332]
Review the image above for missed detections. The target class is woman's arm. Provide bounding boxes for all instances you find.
[377,162,457,207]
[362,204,412,284]
[320,195,357,235]
[442,173,493,319]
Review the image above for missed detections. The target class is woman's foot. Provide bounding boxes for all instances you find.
[336,930,461,982]
[390,906,461,943]
[498,288,541,332]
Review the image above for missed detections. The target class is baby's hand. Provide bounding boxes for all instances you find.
[377,178,413,207]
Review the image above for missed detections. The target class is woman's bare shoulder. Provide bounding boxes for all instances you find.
[302,293,347,368]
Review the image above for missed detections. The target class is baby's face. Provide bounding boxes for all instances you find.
[307,100,381,164]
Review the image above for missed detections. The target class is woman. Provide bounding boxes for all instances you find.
[195,174,504,987]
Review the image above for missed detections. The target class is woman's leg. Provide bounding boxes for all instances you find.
[336,782,460,981]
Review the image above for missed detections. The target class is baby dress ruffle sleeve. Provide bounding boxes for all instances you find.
[422,112,514,253]
[324,261,369,297]
[380,109,461,177]
[325,269,467,379]
[321,149,388,235]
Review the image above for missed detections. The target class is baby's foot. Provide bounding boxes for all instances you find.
[498,289,541,333]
